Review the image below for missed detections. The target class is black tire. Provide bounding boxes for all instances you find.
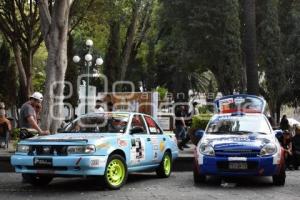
[193,162,206,184]
[273,165,286,186]
[156,152,173,178]
[21,173,53,186]
[103,154,128,190]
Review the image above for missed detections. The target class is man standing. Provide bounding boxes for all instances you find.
[19,92,49,136]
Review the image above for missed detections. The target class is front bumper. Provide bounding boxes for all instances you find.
[195,155,282,177]
[11,154,108,176]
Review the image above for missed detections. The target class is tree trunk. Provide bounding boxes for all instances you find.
[104,20,121,90]
[12,45,29,105]
[242,0,259,95]
[119,0,141,81]
[38,0,73,132]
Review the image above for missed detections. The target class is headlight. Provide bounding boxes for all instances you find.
[260,143,277,156]
[67,145,96,154]
[17,144,30,153]
[199,143,215,156]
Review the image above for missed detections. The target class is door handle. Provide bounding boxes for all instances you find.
[147,138,151,142]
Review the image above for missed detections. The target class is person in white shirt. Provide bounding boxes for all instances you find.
[95,100,105,113]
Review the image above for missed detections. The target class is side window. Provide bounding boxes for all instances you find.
[144,116,163,135]
[130,115,147,134]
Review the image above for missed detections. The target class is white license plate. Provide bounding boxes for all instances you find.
[228,162,248,170]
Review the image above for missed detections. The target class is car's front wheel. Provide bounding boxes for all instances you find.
[21,173,53,186]
[272,165,286,186]
[103,154,128,190]
[156,151,172,178]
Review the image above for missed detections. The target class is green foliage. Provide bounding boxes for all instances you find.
[0,40,17,108]
[191,114,212,130]
[155,86,168,100]
[198,105,213,114]
[11,128,20,141]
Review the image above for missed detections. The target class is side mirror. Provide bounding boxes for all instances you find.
[190,129,205,145]
[130,127,144,134]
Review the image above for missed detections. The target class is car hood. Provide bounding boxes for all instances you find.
[27,133,121,142]
[202,133,272,151]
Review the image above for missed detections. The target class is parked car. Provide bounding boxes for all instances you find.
[11,112,178,189]
[193,95,286,186]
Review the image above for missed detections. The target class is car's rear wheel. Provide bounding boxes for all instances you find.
[21,173,53,186]
[103,154,128,190]
[156,152,172,178]
[273,164,286,186]
[193,162,206,184]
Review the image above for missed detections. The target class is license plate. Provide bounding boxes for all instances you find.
[228,162,247,170]
[34,158,53,167]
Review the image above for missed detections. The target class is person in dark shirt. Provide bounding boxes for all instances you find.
[280,115,289,131]
[282,130,293,170]
[175,105,189,150]
[292,125,300,170]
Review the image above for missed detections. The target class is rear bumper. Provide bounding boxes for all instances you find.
[11,155,108,176]
[195,155,282,177]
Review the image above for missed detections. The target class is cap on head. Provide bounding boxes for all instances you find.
[30,92,43,101]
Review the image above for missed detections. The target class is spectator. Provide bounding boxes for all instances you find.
[175,105,189,150]
[292,125,300,170]
[19,92,49,136]
[280,114,289,131]
[282,130,293,170]
[0,104,11,148]
[34,102,42,125]
[95,100,105,113]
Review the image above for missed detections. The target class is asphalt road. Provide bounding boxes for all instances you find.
[0,171,299,200]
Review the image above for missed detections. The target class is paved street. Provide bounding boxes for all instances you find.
[0,171,299,200]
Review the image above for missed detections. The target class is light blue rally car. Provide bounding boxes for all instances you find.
[193,95,286,186]
[11,112,178,189]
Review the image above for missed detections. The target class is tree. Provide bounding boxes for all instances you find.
[242,0,259,95]
[257,0,285,122]
[0,40,17,108]
[38,0,74,132]
[0,0,44,105]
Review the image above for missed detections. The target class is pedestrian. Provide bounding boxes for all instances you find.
[34,102,42,125]
[0,103,11,148]
[281,130,293,170]
[292,125,300,170]
[19,92,49,137]
[175,105,189,150]
[95,99,105,113]
[280,114,289,131]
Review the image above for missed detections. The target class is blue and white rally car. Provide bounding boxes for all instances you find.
[11,112,178,189]
[193,95,285,186]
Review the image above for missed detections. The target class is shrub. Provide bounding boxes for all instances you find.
[189,114,212,145]
[191,114,212,130]
[11,128,20,141]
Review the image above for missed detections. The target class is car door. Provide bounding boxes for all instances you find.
[144,115,166,163]
[128,114,153,166]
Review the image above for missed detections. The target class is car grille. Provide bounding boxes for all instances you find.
[28,145,68,156]
[215,149,260,157]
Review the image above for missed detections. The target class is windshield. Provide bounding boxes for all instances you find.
[63,113,129,134]
[206,115,272,135]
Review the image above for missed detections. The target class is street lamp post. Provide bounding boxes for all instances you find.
[73,39,104,114]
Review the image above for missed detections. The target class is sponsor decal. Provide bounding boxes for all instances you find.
[228,157,247,161]
[130,138,145,164]
[117,139,128,147]
[90,157,106,167]
[159,141,165,152]
[97,142,110,149]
